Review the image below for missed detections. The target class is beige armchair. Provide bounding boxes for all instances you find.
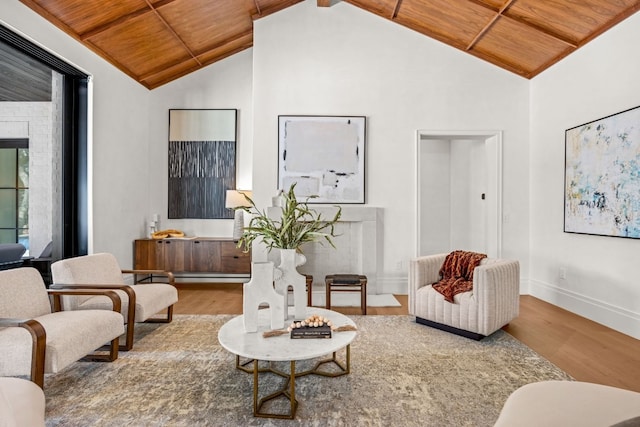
[51,253,178,350]
[0,377,46,426]
[409,253,520,340]
[494,381,640,426]
[0,267,124,388]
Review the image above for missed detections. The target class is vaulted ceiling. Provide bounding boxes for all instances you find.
[19,0,640,89]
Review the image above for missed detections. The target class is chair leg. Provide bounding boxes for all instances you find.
[121,321,135,351]
[85,336,120,361]
[145,305,174,324]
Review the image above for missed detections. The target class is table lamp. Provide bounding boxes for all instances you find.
[226,190,252,241]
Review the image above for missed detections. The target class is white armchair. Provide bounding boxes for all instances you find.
[409,253,520,340]
[0,267,124,388]
[0,377,45,426]
[51,253,178,350]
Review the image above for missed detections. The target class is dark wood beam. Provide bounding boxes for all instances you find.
[466,0,515,51]
[391,0,403,19]
[79,0,179,41]
[143,0,202,66]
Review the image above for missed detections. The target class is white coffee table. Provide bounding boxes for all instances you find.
[218,307,357,419]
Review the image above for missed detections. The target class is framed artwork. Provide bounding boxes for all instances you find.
[168,109,237,219]
[565,105,640,238]
[278,115,366,203]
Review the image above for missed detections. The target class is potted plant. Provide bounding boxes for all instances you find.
[235,183,342,319]
[235,183,342,253]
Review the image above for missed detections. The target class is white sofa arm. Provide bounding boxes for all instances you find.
[473,259,520,335]
[409,253,447,315]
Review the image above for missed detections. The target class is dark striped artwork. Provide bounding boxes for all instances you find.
[168,140,236,218]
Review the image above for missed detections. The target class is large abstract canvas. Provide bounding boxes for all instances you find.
[565,105,640,238]
[168,109,236,219]
[278,115,366,203]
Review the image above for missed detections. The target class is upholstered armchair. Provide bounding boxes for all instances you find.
[0,267,124,388]
[0,377,46,426]
[409,253,520,340]
[51,253,178,350]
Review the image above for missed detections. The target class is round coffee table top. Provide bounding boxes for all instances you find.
[218,307,357,362]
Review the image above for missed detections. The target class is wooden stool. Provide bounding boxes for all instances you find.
[325,274,367,315]
[305,274,313,307]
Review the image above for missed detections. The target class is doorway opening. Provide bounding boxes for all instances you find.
[415,130,502,258]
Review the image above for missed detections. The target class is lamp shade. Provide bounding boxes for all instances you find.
[225,190,252,209]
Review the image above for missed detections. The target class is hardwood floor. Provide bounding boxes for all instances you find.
[173,284,640,393]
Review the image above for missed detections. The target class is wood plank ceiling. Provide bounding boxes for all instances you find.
[18,0,640,89]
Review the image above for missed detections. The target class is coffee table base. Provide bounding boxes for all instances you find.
[234,345,351,419]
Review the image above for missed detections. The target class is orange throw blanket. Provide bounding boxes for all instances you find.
[432,250,487,303]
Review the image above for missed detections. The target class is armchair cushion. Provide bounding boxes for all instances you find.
[409,253,519,339]
[74,282,178,322]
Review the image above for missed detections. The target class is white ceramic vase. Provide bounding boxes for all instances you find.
[274,248,307,321]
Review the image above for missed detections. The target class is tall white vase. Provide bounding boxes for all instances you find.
[243,262,285,333]
[274,248,307,321]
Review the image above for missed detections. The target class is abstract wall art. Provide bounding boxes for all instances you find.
[278,115,366,203]
[168,109,237,219]
[565,105,640,238]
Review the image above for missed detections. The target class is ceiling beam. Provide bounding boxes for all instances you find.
[138,29,253,82]
[143,0,202,66]
[79,0,179,41]
[464,0,578,48]
[391,0,403,19]
[466,0,515,51]
[252,0,305,20]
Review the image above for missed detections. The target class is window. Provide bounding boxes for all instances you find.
[0,24,89,258]
[0,139,28,247]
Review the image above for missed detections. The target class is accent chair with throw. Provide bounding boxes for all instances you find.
[51,253,178,350]
[409,250,520,340]
[0,267,124,388]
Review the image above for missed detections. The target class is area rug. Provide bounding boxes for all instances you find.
[43,315,572,427]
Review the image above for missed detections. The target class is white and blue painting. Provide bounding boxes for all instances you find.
[565,105,640,238]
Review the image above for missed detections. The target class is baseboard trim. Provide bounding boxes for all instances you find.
[529,279,640,340]
[376,272,408,295]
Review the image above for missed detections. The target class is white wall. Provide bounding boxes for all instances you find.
[147,50,254,239]
[251,1,530,292]
[530,12,640,339]
[419,139,451,255]
[3,1,151,268]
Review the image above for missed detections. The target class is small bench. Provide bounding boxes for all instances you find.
[325,274,367,315]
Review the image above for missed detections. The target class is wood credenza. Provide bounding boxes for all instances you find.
[133,237,251,277]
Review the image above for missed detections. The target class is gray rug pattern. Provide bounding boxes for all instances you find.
[44,315,572,426]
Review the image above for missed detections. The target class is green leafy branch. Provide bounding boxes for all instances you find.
[235,183,342,252]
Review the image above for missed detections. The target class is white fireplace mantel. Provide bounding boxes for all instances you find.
[262,206,383,294]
